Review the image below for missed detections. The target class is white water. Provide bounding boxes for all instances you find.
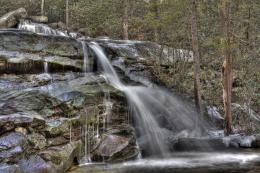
[89,42,208,156]
[18,20,68,36]
[81,41,90,73]
[44,61,48,73]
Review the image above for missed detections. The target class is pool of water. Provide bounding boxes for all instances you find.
[69,151,260,173]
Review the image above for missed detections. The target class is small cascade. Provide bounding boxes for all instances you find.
[103,91,112,129]
[89,42,209,157]
[18,20,69,36]
[44,61,48,74]
[81,41,90,73]
[81,107,92,163]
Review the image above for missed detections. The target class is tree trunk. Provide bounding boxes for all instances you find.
[220,0,232,134]
[153,0,160,42]
[190,0,203,115]
[122,0,129,40]
[41,0,45,16]
[66,0,69,28]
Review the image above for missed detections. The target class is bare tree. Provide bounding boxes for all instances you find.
[66,0,69,28]
[122,0,129,40]
[41,0,45,16]
[153,0,160,42]
[190,0,203,114]
[220,0,232,134]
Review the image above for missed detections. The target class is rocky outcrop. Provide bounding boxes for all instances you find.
[0,8,27,28]
[0,30,86,73]
[0,71,137,172]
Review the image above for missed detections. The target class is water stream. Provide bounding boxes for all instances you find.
[88,42,208,157]
[81,41,90,73]
[44,61,48,74]
[18,20,69,36]
[15,22,260,172]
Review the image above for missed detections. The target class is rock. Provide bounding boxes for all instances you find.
[0,51,83,74]
[0,8,27,28]
[15,127,27,135]
[0,132,27,162]
[0,132,27,150]
[47,136,69,147]
[27,133,46,150]
[0,112,45,135]
[43,118,70,137]
[30,74,52,85]
[173,138,228,151]
[232,103,260,133]
[223,134,256,148]
[0,164,21,173]
[0,90,73,119]
[0,30,83,58]
[92,125,139,162]
[29,16,48,23]
[252,134,260,148]
[48,22,66,30]
[19,155,55,173]
[39,141,81,172]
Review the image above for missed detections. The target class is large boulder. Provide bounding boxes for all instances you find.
[0,132,28,163]
[29,16,48,23]
[39,141,81,172]
[0,164,21,173]
[0,8,27,28]
[18,155,55,173]
[92,125,139,162]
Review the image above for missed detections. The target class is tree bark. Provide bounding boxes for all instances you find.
[220,0,232,134]
[122,0,129,40]
[190,0,203,115]
[41,0,45,16]
[66,0,69,28]
[153,0,160,42]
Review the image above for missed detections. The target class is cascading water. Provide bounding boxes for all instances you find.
[44,61,48,73]
[16,19,208,158]
[81,41,90,73]
[18,20,69,36]
[89,42,209,157]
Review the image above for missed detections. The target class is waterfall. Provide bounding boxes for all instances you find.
[81,41,90,73]
[89,42,209,157]
[44,61,48,73]
[18,20,69,36]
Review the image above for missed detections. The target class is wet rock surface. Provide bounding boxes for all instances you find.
[0,67,136,172]
[0,30,85,74]
[92,125,139,162]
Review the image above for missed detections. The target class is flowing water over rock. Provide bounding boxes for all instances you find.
[70,150,260,173]
[81,41,91,73]
[88,42,208,157]
[0,20,260,173]
[18,20,69,36]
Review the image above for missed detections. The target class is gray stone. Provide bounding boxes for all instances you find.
[19,155,56,173]
[27,133,46,150]
[0,164,21,173]
[43,118,70,137]
[0,8,27,28]
[29,16,48,23]
[0,132,27,162]
[92,125,139,162]
[40,141,81,172]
